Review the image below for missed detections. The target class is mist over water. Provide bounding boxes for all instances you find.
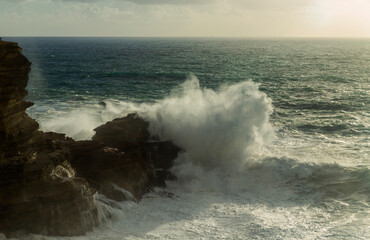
[37,75,276,192]
[4,37,369,239]
[22,75,369,240]
[144,75,273,164]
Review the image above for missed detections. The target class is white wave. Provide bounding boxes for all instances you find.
[141,74,274,169]
[17,76,370,240]
[36,75,274,192]
[38,101,140,140]
[138,75,274,192]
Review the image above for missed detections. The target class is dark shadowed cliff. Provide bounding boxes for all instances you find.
[0,38,180,238]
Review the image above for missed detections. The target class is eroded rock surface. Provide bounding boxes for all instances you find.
[0,38,182,238]
[93,113,150,149]
[69,140,156,201]
[71,114,182,201]
[0,39,99,237]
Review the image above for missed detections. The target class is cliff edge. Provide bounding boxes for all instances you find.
[0,38,180,238]
[0,38,99,237]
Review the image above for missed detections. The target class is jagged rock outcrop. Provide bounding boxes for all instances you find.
[0,39,100,237]
[69,140,156,201]
[93,113,181,172]
[93,113,150,149]
[0,38,182,238]
[0,38,40,157]
[70,114,182,201]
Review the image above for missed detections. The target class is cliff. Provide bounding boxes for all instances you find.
[0,38,180,237]
[0,38,101,237]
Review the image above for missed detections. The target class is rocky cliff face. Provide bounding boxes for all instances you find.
[0,38,39,156]
[0,38,181,238]
[0,39,99,237]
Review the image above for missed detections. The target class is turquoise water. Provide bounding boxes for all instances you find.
[4,37,369,240]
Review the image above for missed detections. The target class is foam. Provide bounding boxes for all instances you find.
[37,75,274,191]
[16,76,370,239]
[138,75,274,191]
[141,74,274,169]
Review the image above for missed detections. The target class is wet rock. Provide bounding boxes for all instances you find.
[71,114,182,201]
[69,140,156,201]
[93,113,150,149]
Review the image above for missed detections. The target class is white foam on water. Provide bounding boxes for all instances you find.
[21,76,369,240]
[137,75,274,192]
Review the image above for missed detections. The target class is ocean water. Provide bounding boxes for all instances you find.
[3,37,370,240]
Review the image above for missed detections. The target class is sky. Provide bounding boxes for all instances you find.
[0,0,369,37]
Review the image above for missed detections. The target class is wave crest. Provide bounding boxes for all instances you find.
[141,75,274,171]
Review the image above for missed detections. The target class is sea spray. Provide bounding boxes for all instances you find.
[141,75,274,168]
[38,75,274,156]
[17,38,369,240]
[37,75,274,191]
[139,75,274,191]
[39,101,141,140]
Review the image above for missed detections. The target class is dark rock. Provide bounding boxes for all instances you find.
[93,113,150,149]
[69,140,157,201]
[0,39,100,237]
[93,113,181,171]
[0,40,41,158]
[146,141,181,170]
[0,38,182,238]
[71,114,182,201]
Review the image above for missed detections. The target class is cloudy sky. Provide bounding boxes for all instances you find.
[0,0,369,37]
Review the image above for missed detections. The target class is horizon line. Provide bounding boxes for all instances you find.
[1,36,370,39]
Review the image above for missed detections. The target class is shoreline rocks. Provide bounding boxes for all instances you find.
[70,114,181,201]
[0,38,181,238]
[0,38,100,237]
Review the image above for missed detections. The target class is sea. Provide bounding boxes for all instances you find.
[2,37,369,240]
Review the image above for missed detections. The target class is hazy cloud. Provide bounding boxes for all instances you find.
[1,0,369,37]
[61,0,100,2]
[124,0,211,5]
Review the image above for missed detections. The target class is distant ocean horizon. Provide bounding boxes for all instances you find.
[4,36,370,41]
[4,37,369,240]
